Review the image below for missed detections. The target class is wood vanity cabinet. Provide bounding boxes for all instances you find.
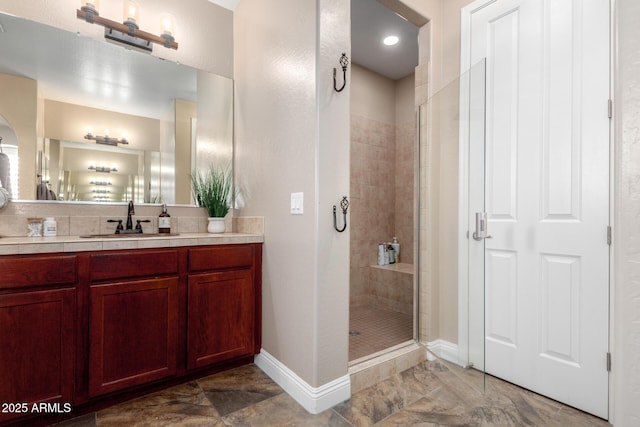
[0,255,77,424]
[0,242,261,426]
[87,249,180,397]
[187,245,258,369]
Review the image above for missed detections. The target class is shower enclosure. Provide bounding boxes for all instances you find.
[420,60,487,383]
[348,63,417,363]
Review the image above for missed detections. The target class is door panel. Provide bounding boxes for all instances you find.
[464,0,610,418]
[89,277,179,397]
[485,249,517,347]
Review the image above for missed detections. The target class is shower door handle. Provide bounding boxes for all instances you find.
[472,212,492,241]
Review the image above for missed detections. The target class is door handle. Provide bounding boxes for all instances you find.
[473,212,492,241]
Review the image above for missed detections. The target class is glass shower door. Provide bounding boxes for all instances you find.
[420,59,486,382]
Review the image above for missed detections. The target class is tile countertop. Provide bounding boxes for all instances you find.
[0,233,264,256]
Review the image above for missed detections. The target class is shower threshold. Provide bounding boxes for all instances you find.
[349,340,418,368]
[348,341,426,393]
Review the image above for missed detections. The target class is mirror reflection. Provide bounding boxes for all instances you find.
[0,12,233,205]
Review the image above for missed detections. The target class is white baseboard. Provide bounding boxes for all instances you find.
[254,349,351,415]
[426,339,460,365]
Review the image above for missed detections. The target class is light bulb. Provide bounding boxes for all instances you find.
[123,1,140,26]
[81,0,100,13]
[160,13,175,36]
[383,35,400,46]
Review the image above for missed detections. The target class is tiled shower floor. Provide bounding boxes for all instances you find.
[349,304,413,362]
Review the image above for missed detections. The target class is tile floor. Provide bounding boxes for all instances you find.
[349,305,413,362]
[52,358,609,426]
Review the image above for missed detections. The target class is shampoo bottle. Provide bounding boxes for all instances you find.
[391,236,400,263]
[158,203,171,234]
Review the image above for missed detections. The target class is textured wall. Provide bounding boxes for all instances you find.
[614,0,640,424]
[316,0,351,386]
[234,0,350,388]
[234,0,318,385]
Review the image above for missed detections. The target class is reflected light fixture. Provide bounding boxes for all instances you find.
[88,165,118,173]
[383,35,400,46]
[77,0,178,51]
[84,130,129,146]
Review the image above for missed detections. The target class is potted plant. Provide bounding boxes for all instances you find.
[190,165,235,233]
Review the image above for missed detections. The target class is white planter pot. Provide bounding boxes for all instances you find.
[207,217,226,233]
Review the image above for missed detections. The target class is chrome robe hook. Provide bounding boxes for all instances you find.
[333,53,349,92]
[333,196,349,232]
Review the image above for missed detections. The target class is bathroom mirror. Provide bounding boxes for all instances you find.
[0,12,233,205]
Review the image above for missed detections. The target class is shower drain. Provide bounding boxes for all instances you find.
[349,330,361,336]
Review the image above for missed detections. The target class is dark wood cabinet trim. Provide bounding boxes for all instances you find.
[0,254,77,290]
[89,249,178,281]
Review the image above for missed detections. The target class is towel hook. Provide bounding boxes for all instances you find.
[333,196,349,232]
[333,53,349,92]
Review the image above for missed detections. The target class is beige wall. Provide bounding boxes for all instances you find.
[614,0,640,424]
[316,0,351,386]
[403,0,473,94]
[0,73,37,200]
[351,65,396,123]
[409,0,474,346]
[234,0,350,388]
[0,0,233,78]
[44,100,161,151]
[175,100,197,204]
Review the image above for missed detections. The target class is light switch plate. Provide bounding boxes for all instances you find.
[290,192,303,215]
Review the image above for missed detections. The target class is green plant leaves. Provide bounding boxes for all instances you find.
[190,166,235,218]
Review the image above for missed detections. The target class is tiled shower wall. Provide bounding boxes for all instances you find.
[350,114,396,307]
[350,96,415,312]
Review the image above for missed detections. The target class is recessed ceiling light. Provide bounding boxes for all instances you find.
[383,35,399,46]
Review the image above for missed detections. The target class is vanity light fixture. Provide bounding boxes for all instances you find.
[77,0,178,52]
[88,165,118,173]
[90,179,113,186]
[84,131,129,146]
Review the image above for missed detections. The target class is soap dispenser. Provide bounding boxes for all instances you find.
[158,203,171,234]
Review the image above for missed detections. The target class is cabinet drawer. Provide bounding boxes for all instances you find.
[89,249,178,281]
[189,245,254,272]
[0,255,76,290]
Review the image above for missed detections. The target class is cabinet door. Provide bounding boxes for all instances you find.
[0,289,75,423]
[89,277,178,397]
[187,270,255,369]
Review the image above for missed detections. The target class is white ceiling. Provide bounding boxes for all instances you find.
[351,0,419,80]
